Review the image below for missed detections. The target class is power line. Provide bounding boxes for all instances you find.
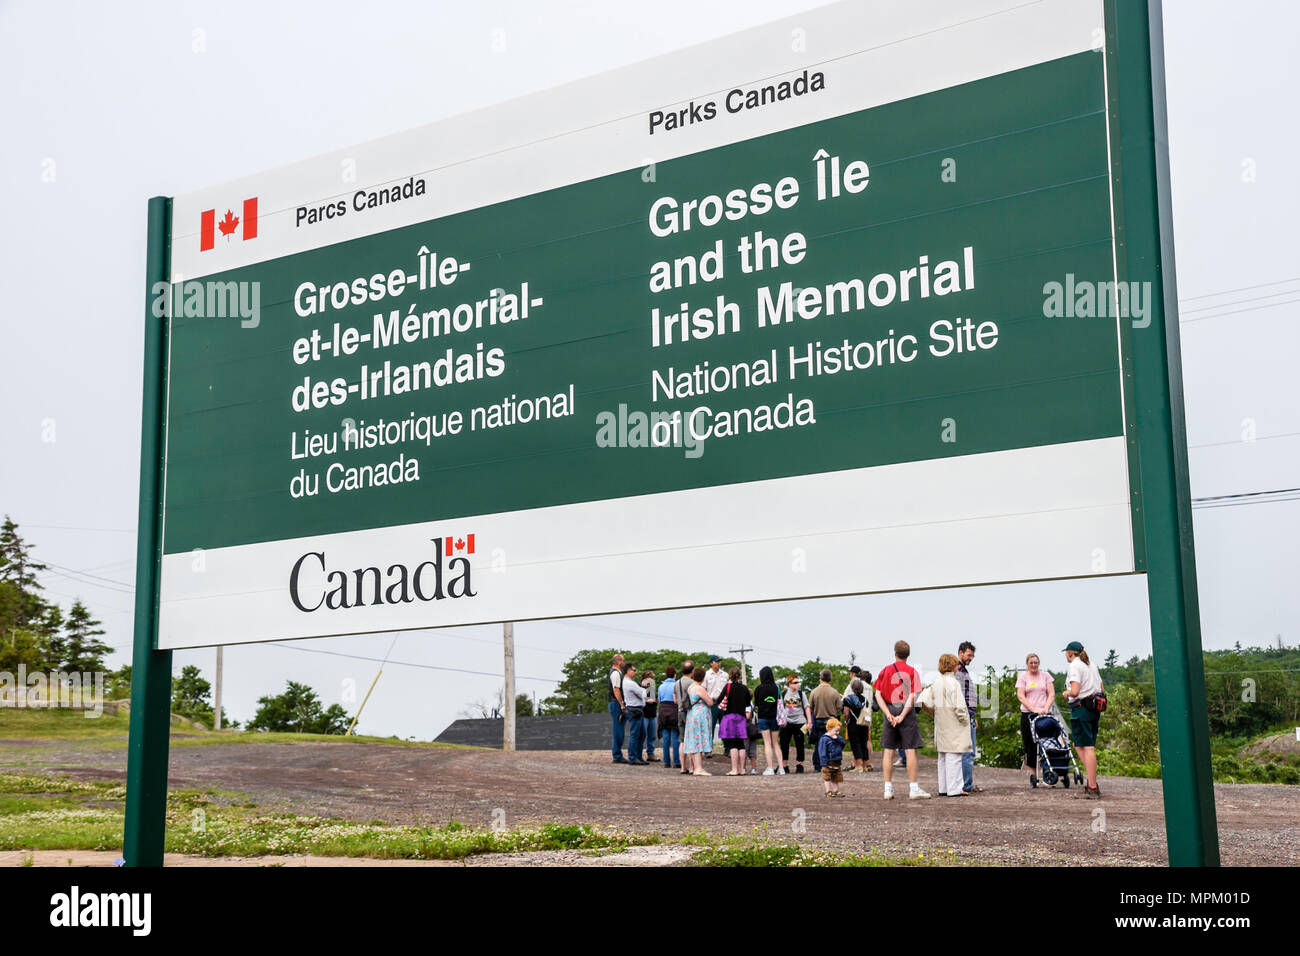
[259,640,559,683]
[42,568,135,596]
[21,524,135,533]
[1191,429,1300,450]
[1193,487,1300,502]
[1179,275,1300,303]
[1192,487,1300,510]
[1179,288,1300,315]
[1180,293,1300,324]
[43,562,134,589]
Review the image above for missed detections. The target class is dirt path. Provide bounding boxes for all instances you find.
[4,740,1297,865]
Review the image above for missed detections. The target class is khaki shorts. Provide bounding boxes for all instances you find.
[821,763,843,783]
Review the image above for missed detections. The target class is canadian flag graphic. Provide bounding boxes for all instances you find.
[444,534,476,557]
[200,198,259,251]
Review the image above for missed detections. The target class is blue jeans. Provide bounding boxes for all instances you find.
[609,700,625,761]
[962,716,976,790]
[626,708,645,760]
[643,716,656,758]
[661,727,680,766]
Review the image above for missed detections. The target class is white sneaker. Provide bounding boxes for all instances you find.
[883,783,894,800]
[909,786,932,800]
[777,767,787,775]
[763,768,775,775]
[749,768,757,774]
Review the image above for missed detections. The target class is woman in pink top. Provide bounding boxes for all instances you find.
[1016,653,1055,774]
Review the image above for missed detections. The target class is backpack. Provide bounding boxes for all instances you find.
[658,698,679,732]
[846,693,871,726]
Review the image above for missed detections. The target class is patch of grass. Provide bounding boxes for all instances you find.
[678,827,714,846]
[691,842,944,867]
[0,707,133,740]
[168,732,477,750]
[164,814,658,859]
[1095,727,1300,785]
[0,706,479,749]
[0,770,656,860]
[0,794,86,814]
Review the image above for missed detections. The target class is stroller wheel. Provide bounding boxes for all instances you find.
[1062,773,1071,789]
[1029,774,1038,788]
[1042,769,1057,786]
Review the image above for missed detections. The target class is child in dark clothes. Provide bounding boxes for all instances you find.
[818,718,846,797]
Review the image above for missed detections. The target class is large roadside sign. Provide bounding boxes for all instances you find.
[157,0,1142,649]
[128,0,1221,867]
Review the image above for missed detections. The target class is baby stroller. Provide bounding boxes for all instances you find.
[1028,711,1084,788]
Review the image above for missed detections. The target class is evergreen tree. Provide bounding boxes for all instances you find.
[40,604,65,672]
[247,680,350,734]
[171,664,212,719]
[62,600,110,672]
[106,663,132,699]
[1104,648,1119,669]
[0,516,49,629]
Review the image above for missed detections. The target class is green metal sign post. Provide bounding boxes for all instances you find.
[1110,0,1219,865]
[123,196,173,867]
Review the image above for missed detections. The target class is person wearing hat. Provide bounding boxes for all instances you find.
[1064,641,1105,797]
[839,665,864,700]
[703,655,729,754]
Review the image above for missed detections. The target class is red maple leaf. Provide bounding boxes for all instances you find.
[217,209,240,238]
[454,538,466,552]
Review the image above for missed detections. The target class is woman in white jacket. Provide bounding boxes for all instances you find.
[917,653,972,797]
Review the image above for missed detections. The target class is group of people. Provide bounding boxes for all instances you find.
[605,640,1107,799]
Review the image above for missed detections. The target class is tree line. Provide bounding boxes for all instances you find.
[1,516,350,734]
[0,516,111,676]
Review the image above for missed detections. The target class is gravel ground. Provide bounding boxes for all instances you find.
[4,737,1298,865]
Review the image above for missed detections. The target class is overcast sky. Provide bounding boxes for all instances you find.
[1,1,1296,739]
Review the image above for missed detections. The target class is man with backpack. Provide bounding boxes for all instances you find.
[873,641,931,799]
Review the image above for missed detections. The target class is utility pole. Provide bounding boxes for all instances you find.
[213,646,223,730]
[729,645,754,685]
[503,622,516,751]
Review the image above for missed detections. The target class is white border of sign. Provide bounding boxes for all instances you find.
[159,0,1132,649]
